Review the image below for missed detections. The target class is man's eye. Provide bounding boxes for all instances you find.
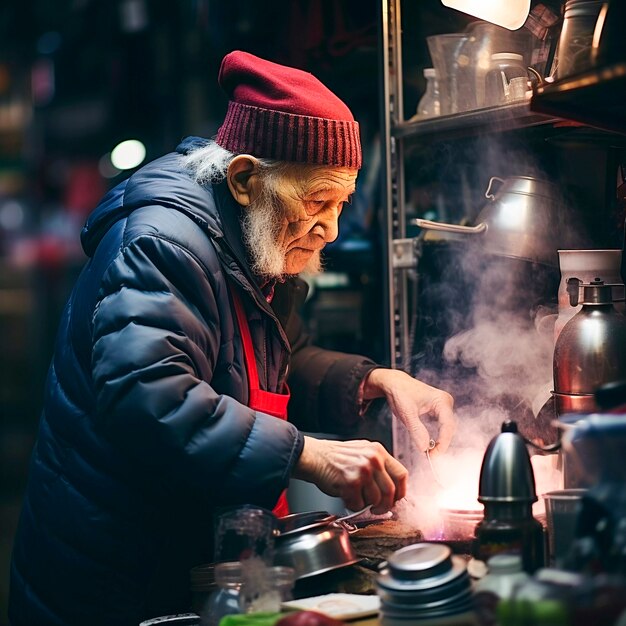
[305,200,326,214]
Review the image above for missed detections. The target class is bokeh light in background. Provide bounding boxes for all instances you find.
[110,139,146,170]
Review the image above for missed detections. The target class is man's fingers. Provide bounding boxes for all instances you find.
[362,480,384,513]
[341,487,365,512]
[436,411,457,453]
[409,420,432,452]
[384,455,408,502]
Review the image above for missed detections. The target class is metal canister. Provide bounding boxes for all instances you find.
[555,0,605,78]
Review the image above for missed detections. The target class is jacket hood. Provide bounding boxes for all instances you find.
[80,137,224,257]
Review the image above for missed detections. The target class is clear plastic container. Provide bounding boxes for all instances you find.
[484,53,528,106]
[426,34,468,115]
[415,68,440,119]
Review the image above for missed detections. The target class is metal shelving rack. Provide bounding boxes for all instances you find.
[379,0,562,373]
[378,0,561,461]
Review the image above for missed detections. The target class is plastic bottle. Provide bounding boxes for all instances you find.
[474,554,531,599]
[415,68,440,118]
[474,554,531,626]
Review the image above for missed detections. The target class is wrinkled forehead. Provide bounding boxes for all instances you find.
[277,162,358,193]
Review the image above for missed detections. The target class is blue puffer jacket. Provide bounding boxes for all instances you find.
[9,137,377,626]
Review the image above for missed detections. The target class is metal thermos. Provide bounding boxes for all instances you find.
[474,421,546,573]
[553,278,626,417]
[553,278,626,487]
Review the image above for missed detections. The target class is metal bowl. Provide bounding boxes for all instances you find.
[387,543,452,581]
[274,523,360,579]
[376,566,471,605]
[377,556,468,593]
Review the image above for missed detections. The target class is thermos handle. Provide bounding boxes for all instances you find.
[567,277,581,307]
[485,176,505,201]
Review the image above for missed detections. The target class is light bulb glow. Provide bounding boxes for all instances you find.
[441,0,531,31]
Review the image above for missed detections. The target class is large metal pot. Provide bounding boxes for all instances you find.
[414,176,572,267]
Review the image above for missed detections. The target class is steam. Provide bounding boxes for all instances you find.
[396,238,564,537]
[389,131,600,536]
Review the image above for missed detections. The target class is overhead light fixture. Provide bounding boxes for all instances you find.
[441,0,531,30]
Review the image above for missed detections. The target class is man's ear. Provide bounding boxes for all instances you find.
[226,155,261,206]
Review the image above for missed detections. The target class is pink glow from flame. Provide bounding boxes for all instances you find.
[396,446,562,539]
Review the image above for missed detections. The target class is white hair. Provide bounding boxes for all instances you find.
[180,139,290,187]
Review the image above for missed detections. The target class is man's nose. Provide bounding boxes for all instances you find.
[318,205,341,242]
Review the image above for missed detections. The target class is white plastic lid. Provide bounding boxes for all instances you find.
[487,553,524,574]
[491,52,524,62]
[424,68,436,78]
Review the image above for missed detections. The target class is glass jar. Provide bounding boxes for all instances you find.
[484,53,528,107]
[239,563,296,615]
[455,21,533,110]
[200,562,244,626]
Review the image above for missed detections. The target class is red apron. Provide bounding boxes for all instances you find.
[231,287,291,518]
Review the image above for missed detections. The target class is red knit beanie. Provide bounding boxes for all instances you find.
[215,51,362,169]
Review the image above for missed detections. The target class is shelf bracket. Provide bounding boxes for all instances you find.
[391,238,418,269]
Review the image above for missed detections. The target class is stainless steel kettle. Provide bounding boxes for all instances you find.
[414,176,573,267]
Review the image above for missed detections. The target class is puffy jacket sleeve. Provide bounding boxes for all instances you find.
[91,233,303,509]
[276,279,379,435]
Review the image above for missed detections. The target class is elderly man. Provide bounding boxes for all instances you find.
[9,51,455,625]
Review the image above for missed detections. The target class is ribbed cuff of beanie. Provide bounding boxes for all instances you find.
[216,101,362,169]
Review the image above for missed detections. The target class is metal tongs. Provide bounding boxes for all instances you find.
[425,438,446,489]
[333,504,393,531]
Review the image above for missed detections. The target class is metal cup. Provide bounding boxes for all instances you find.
[543,489,586,566]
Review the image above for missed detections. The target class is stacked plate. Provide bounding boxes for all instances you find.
[376,542,475,625]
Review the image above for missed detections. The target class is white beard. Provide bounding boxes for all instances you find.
[241,189,323,280]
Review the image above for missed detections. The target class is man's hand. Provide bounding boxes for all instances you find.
[292,436,408,514]
[362,368,456,455]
